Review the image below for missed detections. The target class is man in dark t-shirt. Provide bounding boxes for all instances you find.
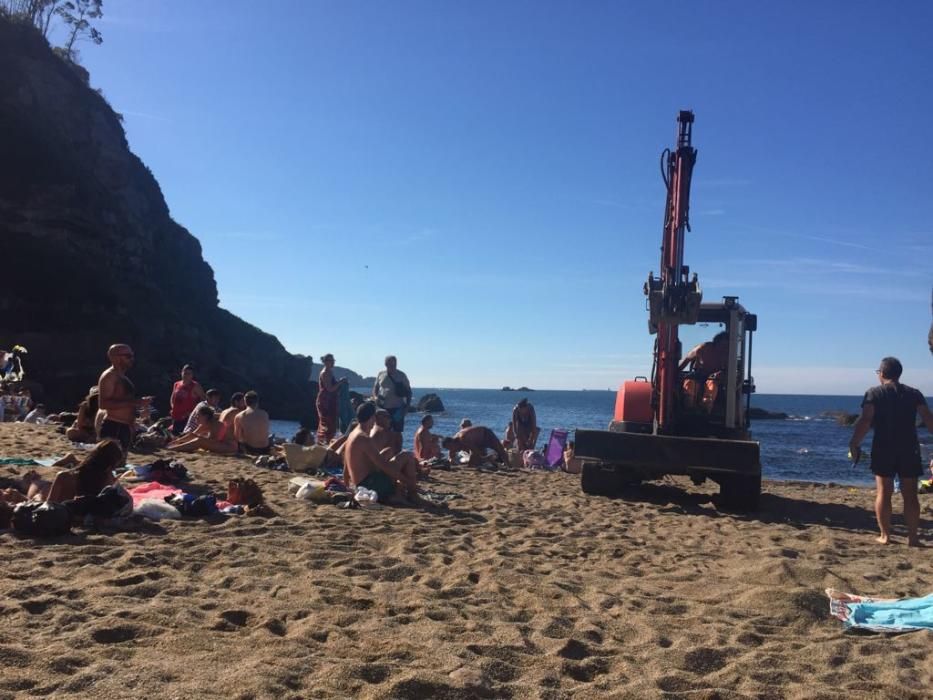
[849,356,933,546]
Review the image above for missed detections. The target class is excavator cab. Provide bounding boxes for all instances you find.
[576,297,761,509]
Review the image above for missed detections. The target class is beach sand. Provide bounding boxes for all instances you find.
[1,422,931,699]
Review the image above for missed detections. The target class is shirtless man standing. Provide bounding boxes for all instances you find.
[442,425,509,468]
[345,403,426,505]
[97,344,151,456]
[234,390,271,455]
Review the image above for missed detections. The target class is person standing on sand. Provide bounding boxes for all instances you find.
[317,354,347,444]
[511,398,540,450]
[97,344,151,456]
[234,390,271,455]
[372,355,411,434]
[170,365,206,435]
[849,357,933,546]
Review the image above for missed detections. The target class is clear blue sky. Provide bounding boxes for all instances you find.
[79,1,932,393]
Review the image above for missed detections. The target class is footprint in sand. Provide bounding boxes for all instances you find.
[679,647,729,675]
[91,625,139,644]
[213,609,251,631]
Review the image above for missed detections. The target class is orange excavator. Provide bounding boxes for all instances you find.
[576,111,761,510]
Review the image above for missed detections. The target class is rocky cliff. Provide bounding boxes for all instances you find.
[0,18,319,422]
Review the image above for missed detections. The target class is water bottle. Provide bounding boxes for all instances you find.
[894,475,900,494]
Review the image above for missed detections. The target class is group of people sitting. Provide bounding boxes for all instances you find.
[58,358,275,458]
[167,368,272,457]
[2,343,583,515]
[1,384,38,423]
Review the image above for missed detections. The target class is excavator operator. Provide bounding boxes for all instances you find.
[679,331,729,412]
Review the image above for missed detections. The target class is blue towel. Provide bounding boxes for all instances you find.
[828,588,933,632]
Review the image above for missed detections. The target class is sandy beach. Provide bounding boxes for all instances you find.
[1,422,931,699]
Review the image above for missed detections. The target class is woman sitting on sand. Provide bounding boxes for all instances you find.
[42,439,125,503]
[167,405,237,455]
[66,388,99,443]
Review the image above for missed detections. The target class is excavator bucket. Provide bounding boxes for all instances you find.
[574,429,761,509]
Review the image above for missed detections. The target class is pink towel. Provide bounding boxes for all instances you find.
[128,481,183,507]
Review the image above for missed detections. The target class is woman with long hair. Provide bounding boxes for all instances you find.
[316,354,346,444]
[45,439,124,503]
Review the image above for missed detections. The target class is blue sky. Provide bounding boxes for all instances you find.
[79,1,931,392]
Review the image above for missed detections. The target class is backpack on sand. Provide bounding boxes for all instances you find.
[12,502,71,536]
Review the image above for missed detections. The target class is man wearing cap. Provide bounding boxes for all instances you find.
[170,365,206,435]
[372,355,412,433]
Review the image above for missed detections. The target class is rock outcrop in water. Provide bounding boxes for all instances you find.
[415,393,445,413]
[0,18,321,422]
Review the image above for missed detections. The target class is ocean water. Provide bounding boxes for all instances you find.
[270,389,933,487]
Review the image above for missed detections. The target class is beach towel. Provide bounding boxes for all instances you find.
[128,481,183,508]
[544,429,569,468]
[0,458,38,466]
[826,588,933,633]
[337,382,354,434]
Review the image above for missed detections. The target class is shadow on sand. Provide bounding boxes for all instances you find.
[610,481,879,534]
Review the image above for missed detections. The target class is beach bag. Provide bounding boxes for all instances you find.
[522,450,547,469]
[12,502,71,536]
[66,485,133,519]
[227,477,263,507]
[507,449,524,470]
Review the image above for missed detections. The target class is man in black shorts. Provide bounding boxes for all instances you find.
[849,357,933,546]
[97,344,152,459]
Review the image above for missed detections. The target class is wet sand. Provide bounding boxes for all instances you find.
[1,422,932,699]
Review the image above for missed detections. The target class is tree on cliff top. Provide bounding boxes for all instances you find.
[0,0,102,61]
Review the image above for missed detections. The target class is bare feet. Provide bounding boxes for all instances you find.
[875,534,890,545]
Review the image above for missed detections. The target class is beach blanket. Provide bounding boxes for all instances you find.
[128,481,184,508]
[0,457,38,466]
[545,429,569,468]
[826,588,933,633]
